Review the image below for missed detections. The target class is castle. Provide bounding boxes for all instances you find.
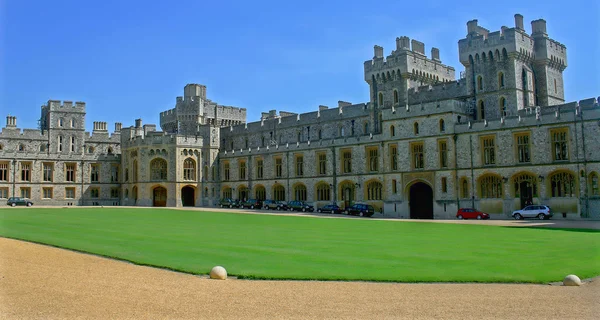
[1,14,599,219]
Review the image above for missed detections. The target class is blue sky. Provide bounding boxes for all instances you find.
[1,0,598,132]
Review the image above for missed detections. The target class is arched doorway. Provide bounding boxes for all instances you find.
[339,181,355,209]
[181,186,195,207]
[153,187,167,207]
[238,186,249,202]
[409,182,433,219]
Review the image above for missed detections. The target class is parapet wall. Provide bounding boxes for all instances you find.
[46,100,86,113]
[407,79,469,105]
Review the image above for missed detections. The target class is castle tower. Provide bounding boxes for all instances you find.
[40,100,86,154]
[530,19,567,106]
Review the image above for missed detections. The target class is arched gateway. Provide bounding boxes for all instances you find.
[153,187,167,207]
[409,182,433,219]
[181,186,195,207]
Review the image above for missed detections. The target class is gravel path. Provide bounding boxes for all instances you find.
[1,237,598,320]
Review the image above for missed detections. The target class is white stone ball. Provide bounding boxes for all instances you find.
[563,274,581,286]
[210,266,227,280]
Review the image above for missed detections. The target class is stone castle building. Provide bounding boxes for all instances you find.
[1,14,599,219]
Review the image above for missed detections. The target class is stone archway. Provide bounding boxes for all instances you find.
[181,186,195,207]
[153,186,167,207]
[409,182,433,219]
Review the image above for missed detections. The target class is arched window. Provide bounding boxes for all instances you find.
[513,173,538,198]
[70,119,76,128]
[477,75,483,91]
[393,90,399,104]
[499,97,507,117]
[125,168,129,182]
[478,100,485,120]
[498,72,505,88]
[316,183,331,201]
[254,185,266,201]
[107,147,114,154]
[378,92,383,106]
[590,172,599,196]
[461,178,469,199]
[222,187,232,199]
[366,181,383,200]
[318,129,322,140]
[183,158,196,181]
[413,122,419,135]
[364,122,369,134]
[245,138,249,149]
[502,48,508,59]
[390,125,396,137]
[479,175,502,198]
[550,172,575,197]
[522,69,529,106]
[273,184,285,201]
[132,160,138,182]
[297,131,301,142]
[340,127,345,137]
[150,158,167,181]
[59,118,64,127]
[439,119,445,132]
[294,184,307,201]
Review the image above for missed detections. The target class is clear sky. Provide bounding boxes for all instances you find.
[1,0,598,132]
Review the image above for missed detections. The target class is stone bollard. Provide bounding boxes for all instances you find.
[210,266,228,280]
[563,274,581,286]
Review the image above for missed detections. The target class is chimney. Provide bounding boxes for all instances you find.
[514,14,524,30]
[411,39,425,55]
[115,122,122,132]
[338,101,352,108]
[467,19,479,34]
[6,116,16,128]
[135,119,142,128]
[501,26,508,35]
[531,19,547,36]
[431,47,440,61]
[373,45,384,59]
[319,105,329,111]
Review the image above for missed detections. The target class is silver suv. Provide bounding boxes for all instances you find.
[512,205,553,220]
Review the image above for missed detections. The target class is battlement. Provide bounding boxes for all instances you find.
[381,99,471,120]
[406,78,469,105]
[46,100,86,112]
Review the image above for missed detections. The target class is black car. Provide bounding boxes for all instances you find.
[7,197,33,207]
[288,201,314,212]
[344,203,375,217]
[218,198,239,208]
[317,204,341,214]
[240,199,262,209]
[263,200,288,210]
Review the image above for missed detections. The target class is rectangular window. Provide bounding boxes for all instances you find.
[223,162,230,181]
[390,145,398,171]
[0,162,8,181]
[318,153,327,175]
[439,141,448,168]
[90,188,99,198]
[295,155,304,176]
[441,177,447,193]
[367,147,379,172]
[110,188,120,198]
[65,187,75,199]
[256,159,263,179]
[239,161,246,180]
[482,136,496,165]
[70,136,75,152]
[66,163,76,182]
[0,187,8,199]
[42,187,53,199]
[20,162,31,181]
[342,150,352,173]
[516,133,531,163]
[551,128,569,161]
[20,187,30,198]
[58,136,63,152]
[411,143,424,169]
[43,162,54,182]
[91,164,100,182]
[392,179,397,194]
[275,157,282,178]
[111,165,120,183]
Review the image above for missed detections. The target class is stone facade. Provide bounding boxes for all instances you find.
[1,14,599,219]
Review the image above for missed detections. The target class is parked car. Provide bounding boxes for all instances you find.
[218,198,239,208]
[263,200,288,210]
[456,208,490,220]
[512,205,553,220]
[317,204,341,214]
[7,197,33,207]
[288,201,314,212]
[240,199,262,209]
[344,203,375,217]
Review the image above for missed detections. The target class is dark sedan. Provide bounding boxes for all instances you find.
[317,204,341,214]
[7,197,33,207]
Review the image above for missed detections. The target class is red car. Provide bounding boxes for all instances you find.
[456,208,490,220]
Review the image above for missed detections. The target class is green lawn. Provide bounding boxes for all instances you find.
[0,208,598,283]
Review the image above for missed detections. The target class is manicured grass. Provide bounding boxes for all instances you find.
[0,208,598,283]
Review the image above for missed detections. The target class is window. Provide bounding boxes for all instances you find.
[590,172,599,196]
[273,184,285,201]
[478,100,485,120]
[522,69,529,106]
[21,162,31,181]
[222,187,232,199]
[42,187,53,199]
[482,136,496,165]
[439,119,445,132]
[239,161,246,180]
[441,178,447,193]
[367,147,379,172]
[223,162,230,181]
[18,144,25,152]
[366,181,383,200]
[65,187,75,199]
[498,72,505,88]
[392,180,397,194]
[294,184,307,201]
[111,188,120,198]
[71,118,75,128]
[66,163,76,182]
[393,90,399,104]
[412,142,424,169]
[477,75,483,91]
[390,145,398,171]
[390,125,395,137]
[297,131,301,143]
[515,133,531,163]
[20,187,30,198]
[255,186,266,200]
[364,122,369,134]
[479,175,502,198]
[439,140,448,168]
[40,144,46,152]
[551,128,569,161]
[550,172,575,197]
[275,157,283,178]
[90,188,99,198]
[111,165,120,183]
[554,79,557,94]
[70,137,75,152]
[59,118,64,127]
[318,129,322,140]
[413,122,419,135]
[342,150,352,173]
[378,92,383,106]
[107,146,113,154]
[261,136,265,147]
[43,163,53,182]
[340,127,345,137]
[183,158,196,181]
[318,153,326,175]
[58,136,63,152]
[245,138,248,149]
[91,164,100,182]
[461,178,469,199]
[150,158,168,181]
[513,173,538,198]
[132,160,138,182]
[203,166,208,180]
[0,187,8,199]
[256,159,263,179]
[0,162,8,181]
[125,168,129,182]
[295,155,304,176]
[499,97,507,117]
[316,183,331,201]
